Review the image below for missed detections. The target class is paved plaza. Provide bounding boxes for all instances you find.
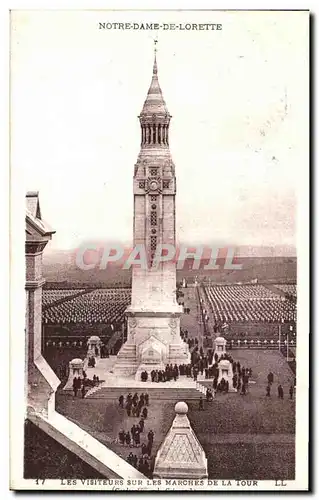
[56,347,295,480]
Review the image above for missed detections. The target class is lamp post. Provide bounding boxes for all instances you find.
[287,325,293,362]
[278,296,286,353]
[278,317,284,353]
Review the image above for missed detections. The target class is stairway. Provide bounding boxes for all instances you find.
[112,344,139,376]
[85,381,206,400]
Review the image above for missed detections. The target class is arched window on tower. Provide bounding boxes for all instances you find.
[153,124,156,144]
[158,124,161,145]
[148,125,151,144]
[163,125,166,145]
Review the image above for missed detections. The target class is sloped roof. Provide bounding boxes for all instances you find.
[140,54,169,116]
[153,402,207,478]
[26,192,55,236]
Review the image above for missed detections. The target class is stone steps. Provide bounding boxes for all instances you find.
[86,386,204,400]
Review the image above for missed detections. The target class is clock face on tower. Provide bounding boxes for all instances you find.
[145,178,161,193]
[149,180,159,191]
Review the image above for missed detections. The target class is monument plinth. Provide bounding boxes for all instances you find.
[64,358,84,390]
[213,336,227,360]
[218,359,237,392]
[113,47,190,376]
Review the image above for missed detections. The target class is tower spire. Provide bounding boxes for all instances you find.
[139,42,171,147]
[153,38,158,75]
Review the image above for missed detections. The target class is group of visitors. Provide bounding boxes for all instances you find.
[198,350,254,396]
[232,360,252,395]
[150,364,179,382]
[121,427,154,451]
[126,430,155,477]
[118,423,145,448]
[119,393,149,419]
[187,337,199,350]
[140,371,148,382]
[266,372,294,399]
[117,391,155,477]
[72,371,100,398]
[100,345,109,358]
[72,377,84,398]
[180,328,189,342]
[205,388,215,401]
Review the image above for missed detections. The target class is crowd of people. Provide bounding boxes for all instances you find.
[138,345,219,384]
[72,371,100,398]
[117,392,154,477]
[126,428,155,477]
[119,392,149,419]
[150,366,179,382]
[266,371,295,399]
[203,352,253,395]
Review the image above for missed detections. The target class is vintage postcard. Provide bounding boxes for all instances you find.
[9,8,309,491]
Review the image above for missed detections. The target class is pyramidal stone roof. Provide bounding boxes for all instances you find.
[153,402,208,479]
[140,54,169,116]
[26,191,55,236]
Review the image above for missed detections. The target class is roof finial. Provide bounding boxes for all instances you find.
[153,37,158,75]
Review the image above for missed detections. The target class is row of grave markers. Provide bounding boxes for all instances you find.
[43,338,297,348]
[228,339,296,345]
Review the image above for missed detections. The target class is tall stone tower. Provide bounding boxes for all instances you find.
[114,46,190,378]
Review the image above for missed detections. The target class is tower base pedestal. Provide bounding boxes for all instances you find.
[113,309,191,378]
[113,340,191,378]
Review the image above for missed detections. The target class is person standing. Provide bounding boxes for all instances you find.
[131,424,136,443]
[147,430,154,448]
[126,401,132,417]
[266,384,271,397]
[134,429,140,448]
[81,383,86,399]
[125,432,131,447]
[278,384,284,399]
[139,418,145,433]
[289,385,294,400]
[72,377,78,397]
[142,407,148,419]
[118,430,125,445]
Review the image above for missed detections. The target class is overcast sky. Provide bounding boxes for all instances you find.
[11,10,308,251]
